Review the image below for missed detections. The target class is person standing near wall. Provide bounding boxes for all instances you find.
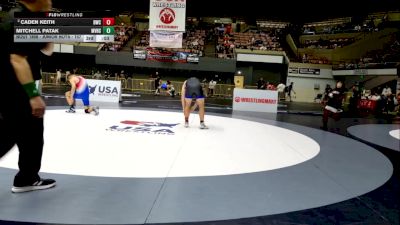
[277,82,286,100]
[208,79,217,97]
[321,81,345,131]
[257,77,265,89]
[154,73,161,95]
[56,69,62,85]
[287,82,296,102]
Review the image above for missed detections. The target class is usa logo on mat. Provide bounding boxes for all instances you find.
[106,120,179,135]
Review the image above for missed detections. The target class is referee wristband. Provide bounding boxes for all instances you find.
[22,82,40,98]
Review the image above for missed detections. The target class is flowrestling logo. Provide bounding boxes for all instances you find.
[106,120,180,135]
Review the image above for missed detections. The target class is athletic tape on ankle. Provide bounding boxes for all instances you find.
[22,82,40,98]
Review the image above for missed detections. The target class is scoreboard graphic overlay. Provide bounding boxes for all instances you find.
[14,12,115,43]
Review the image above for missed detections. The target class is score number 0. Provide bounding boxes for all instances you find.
[102,18,115,26]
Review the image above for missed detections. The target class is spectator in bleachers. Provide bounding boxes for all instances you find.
[216,28,283,57]
[92,71,102,79]
[302,37,355,49]
[135,29,206,57]
[120,70,125,79]
[217,24,225,37]
[395,93,400,115]
[257,77,265,89]
[299,54,329,64]
[381,84,392,97]
[369,90,381,101]
[101,25,134,52]
[302,54,308,63]
[336,36,400,69]
[266,82,275,90]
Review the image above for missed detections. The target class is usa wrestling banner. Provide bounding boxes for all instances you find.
[146,48,199,63]
[149,0,186,32]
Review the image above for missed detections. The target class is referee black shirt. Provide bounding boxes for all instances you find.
[0,2,47,82]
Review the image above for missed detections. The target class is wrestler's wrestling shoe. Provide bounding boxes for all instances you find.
[66,108,76,113]
[93,106,99,116]
[200,122,209,129]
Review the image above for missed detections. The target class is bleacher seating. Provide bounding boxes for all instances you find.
[300,54,330,64]
[302,38,356,49]
[334,36,400,69]
[215,29,284,59]
[102,25,134,51]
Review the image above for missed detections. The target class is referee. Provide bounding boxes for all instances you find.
[0,0,56,193]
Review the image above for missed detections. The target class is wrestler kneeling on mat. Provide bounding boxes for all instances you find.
[181,77,208,129]
[65,74,99,115]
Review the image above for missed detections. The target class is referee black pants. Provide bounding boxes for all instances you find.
[0,80,43,186]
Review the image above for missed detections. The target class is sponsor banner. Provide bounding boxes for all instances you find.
[186,53,199,63]
[289,67,320,75]
[299,68,320,75]
[237,54,283,64]
[354,69,368,75]
[146,48,199,63]
[86,79,121,103]
[149,0,186,32]
[288,67,299,74]
[149,31,183,48]
[133,49,146,59]
[232,88,278,113]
